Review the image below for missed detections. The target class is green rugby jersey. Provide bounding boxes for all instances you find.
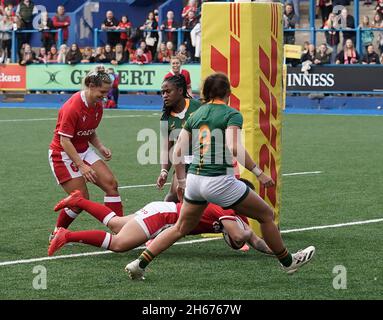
[183,100,243,176]
[161,99,202,141]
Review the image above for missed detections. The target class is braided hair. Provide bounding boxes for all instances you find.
[161,74,193,120]
[84,68,112,88]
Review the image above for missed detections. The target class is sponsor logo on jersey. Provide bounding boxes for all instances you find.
[77,129,96,136]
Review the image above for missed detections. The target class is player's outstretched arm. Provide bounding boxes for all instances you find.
[226,126,274,188]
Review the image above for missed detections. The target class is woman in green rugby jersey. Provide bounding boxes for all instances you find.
[156,74,202,202]
[127,73,315,279]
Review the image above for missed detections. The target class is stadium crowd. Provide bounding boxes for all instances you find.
[1,0,383,66]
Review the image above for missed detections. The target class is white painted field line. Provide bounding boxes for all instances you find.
[119,183,171,189]
[118,171,323,190]
[282,171,322,176]
[280,218,383,234]
[0,237,219,267]
[0,114,157,123]
[1,217,382,267]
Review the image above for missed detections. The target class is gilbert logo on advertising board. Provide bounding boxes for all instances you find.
[0,64,26,90]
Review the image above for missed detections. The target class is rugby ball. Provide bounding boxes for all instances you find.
[222,217,246,250]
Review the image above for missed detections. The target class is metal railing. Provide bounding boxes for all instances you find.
[6,29,64,63]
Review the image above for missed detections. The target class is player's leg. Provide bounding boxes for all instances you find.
[164,173,179,202]
[49,150,90,233]
[109,218,148,252]
[125,201,207,280]
[91,159,124,216]
[232,190,315,273]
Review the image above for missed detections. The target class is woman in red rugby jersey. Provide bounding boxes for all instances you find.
[48,70,124,240]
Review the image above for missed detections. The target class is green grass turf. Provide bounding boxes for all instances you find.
[0,109,382,299]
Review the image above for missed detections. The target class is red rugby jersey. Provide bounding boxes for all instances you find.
[50,91,103,153]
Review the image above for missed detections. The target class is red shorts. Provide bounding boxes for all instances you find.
[48,148,101,184]
[133,202,179,239]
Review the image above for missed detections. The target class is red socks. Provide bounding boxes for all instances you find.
[76,198,116,225]
[104,195,124,216]
[55,208,79,229]
[66,230,112,249]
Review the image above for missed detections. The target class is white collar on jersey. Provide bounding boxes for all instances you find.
[170,69,183,76]
[174,107,187,119]
[80,90,89,108]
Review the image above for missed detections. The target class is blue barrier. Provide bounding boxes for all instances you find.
[9,29,63,63]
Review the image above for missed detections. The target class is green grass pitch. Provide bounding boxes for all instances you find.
[0,108,382,299]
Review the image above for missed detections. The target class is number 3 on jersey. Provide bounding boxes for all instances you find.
[199,125,211,157]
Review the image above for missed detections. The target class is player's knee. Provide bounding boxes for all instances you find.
[258,206,274,223]
[104,177,119,193]
[164,192,178,202]
[110,239,125,252]
[176,221,192,237]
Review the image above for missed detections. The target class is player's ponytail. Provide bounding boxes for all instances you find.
[201,72,231,104]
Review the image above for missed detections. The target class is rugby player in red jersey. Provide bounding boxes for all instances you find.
[164,56,192,96]
[48,179,272,257]
[48,70,123,241]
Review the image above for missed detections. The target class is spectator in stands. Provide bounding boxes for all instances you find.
[131,48,149,65]
[139,40,153,63]
[177,43,191,64]
[301,43,316,63]
[372,13,383,54]
[380,52,383,64]
[314,43,331,65]
[66,43,82,65]
[362,44,380,64]
[154,9,159,23]
[81,46,95,63]
[324,12,340,64]
[376,0,383,20]
[0,6,12,61]
[106,67,119,108]
[156,42,171,63]
[140,11,159,59]
[52,5,71,44]
[360,15,374,55]
[94,46,107,63]
[339,7,355,45]
[103,43,115,63]
[16,0,37,50]
[164,55,192,96]
[57,43,68,63]
[101,10,119,47]
[19,42,37,65]
[166,41,175,57]
[317,0,332,25]
[38,11,55,52]
[336,38,360,64]
[111,43,128,65]
[182,0,198,19]
[117,15,132,50]
[47,45,58,63]
[182,10,199,59]
[287,0,300,26]
[37,46,48,64]
[301,41,310,55]
[190,17,201,63]
[283,3,296,45]
[0,47,6,63]
[160,10,179,47]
